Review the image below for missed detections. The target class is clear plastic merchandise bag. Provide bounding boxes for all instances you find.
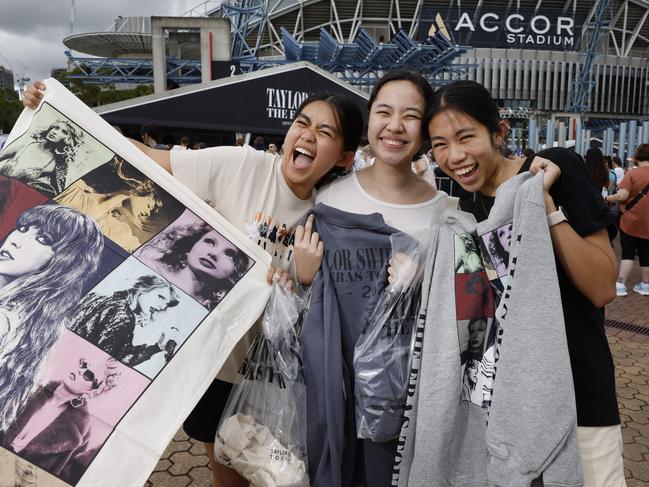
[214,281,310,487]
[354,232,427,443]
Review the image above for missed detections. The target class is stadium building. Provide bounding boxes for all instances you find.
[64,0,649,152]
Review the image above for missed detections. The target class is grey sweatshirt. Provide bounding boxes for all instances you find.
[395,173,582,487]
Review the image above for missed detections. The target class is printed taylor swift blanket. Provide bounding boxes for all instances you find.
[0,79,271,487]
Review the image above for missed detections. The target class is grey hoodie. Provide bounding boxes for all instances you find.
[395,173,582,487]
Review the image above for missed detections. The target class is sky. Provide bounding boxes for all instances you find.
[0,0,207,85]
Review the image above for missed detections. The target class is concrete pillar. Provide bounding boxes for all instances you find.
[643,121,649,143]
[585,130,592,152]
[528,117,537,151]
[200,26,231,84]
[618,122,627,162]
[575,119,583,155]
[152,16,230,93]
[605,128,614,155]
[546,119,555,149]
[558,121,566,147]
[152,22,167,93]
[628,120,637,162]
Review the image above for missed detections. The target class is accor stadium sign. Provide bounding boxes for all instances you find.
[418,5,586,50]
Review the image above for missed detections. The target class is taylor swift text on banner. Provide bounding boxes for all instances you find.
[0,79,271,487]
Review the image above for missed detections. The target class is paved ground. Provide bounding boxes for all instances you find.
[147,252,649,486]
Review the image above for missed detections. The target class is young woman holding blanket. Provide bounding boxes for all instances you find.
[23,82,363,487]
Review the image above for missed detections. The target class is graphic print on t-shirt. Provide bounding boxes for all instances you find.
[245,211,296,269]
[454,233,497,409]
[478,223,513,300]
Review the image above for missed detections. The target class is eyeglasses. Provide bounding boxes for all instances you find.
[79,358,102,390]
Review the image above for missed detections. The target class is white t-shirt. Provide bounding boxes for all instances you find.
[316,172,451,237]
[170,145,314,381]
[614,166,624,184]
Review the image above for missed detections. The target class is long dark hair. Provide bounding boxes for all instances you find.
[425,80,503,141]
[292,92,364,188]
[584,148,609,190]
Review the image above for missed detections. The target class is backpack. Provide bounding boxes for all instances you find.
[608,169,618,195]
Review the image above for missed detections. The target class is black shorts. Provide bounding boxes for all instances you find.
[620,229,649,267]
[183,378,233,443]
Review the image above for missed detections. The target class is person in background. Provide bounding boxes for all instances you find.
[604,155,619,195]
[266,143,278,155]
[172,136,191,151]
[585,148,611,197]
[252,136,265,151]
[140,125,167,150]
[612,156,625,184]
[606,143,649,297]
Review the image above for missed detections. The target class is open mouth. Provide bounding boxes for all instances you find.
[292,146,315,169]
[199,257,216,269]
[0,249,13,261]
[454,163,479,183]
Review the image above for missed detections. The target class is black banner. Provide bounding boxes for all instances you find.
[100,65,368,136]
[418,4,587,51]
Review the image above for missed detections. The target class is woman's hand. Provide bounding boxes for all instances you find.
[266,266,295,292]
[23,81,46,110]
[294,214,323,286]
[529,156,561,194]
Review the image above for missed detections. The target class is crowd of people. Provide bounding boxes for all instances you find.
[18,69,649,487]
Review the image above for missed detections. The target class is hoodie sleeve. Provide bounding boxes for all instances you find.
[486,174,582,486]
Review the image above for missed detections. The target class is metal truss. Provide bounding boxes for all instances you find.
[65,52,202,84]
[220,0,269,60]
[607,0,649,57]
[566,0,612,118]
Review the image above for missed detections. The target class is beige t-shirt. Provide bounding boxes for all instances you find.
[316,172,452,237]
[170,145,314,381]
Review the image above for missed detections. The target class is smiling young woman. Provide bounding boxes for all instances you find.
[23,80,364,487]
[427,80,622,487]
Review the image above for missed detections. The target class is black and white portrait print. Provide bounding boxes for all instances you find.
[479,223,513,279]
[68,257,208,379]
[460,317,498,408]
[0,103,112,198]
[454,233,483,274]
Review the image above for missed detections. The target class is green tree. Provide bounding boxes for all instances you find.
[0,88,23,134]
[54,69,153,107]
